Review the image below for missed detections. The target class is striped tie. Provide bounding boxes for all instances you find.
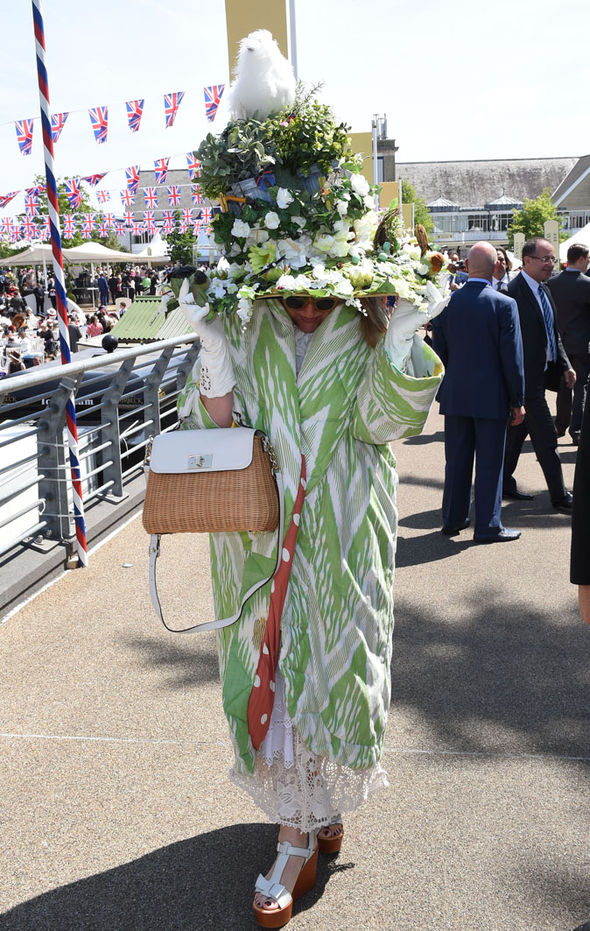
[538,285,557,361]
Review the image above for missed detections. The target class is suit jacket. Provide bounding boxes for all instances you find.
[432,280,524,419]
[571,390,590,583]
[546,269,590,356]
[507,273,570,398]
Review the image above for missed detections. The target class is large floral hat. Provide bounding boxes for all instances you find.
[169,30,447,323]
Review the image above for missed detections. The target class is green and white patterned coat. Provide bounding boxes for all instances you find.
[178,299,443,776]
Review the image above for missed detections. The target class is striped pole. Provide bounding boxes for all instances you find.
[32,0,88,567]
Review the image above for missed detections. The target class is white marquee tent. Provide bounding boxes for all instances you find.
[0,241,133,266]
[559,223,590,262]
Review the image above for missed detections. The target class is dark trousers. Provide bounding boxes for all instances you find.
[503,393,567,501]
[556,353,590,438]
[443,415,507,535]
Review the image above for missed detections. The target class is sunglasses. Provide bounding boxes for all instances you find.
[283,295,341,312]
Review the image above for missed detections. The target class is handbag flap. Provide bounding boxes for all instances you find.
[149,427,256,474]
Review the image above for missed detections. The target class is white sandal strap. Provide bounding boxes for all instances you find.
[276,840,312,858]
[255,874,292,910]
[254,835,315,909]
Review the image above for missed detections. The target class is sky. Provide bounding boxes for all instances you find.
[1,0,589,217]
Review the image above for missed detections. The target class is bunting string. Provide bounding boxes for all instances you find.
[5,82,225,157]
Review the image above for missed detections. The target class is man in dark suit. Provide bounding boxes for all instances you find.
[503,237,576,511]
[571,386,590,621]
[432,240,525,543]
[546,242,590,445]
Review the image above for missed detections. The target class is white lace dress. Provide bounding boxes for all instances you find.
[230,327,389,830]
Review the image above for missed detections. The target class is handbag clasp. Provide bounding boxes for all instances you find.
[187,454,213,470]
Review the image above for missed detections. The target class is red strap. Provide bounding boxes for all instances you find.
[247,455,307,750]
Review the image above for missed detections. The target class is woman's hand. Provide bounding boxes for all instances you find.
[178,279,235,400]
[385,283,449,370]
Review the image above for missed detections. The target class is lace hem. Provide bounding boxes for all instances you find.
[230,725,389,831]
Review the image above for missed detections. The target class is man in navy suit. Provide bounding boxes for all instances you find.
[503,238,576,510]
[546,242,590,445]
[432,241,525,543]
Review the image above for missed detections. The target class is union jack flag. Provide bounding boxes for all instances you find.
[125,165,140,191]
[83,173,107,187]
[104,213,115,227]
[8,228,19,243]
[98,223,108,238]
[24,189,39,209]
[50,112,69,143]
[88,106,108,144]
[200,207,212,224]
[96,190,111,203]
[181,208,194,225]
[178,222,188,233]
[0,218,8,235]
[191,185,202,205]
[132,221,143,236]
[143,187,158,209]
[143,210,156,231]
[41,216,51,237]
[21,216,39,240]
[154,157,170,185]
[120,188,135,207]
[15,119,34,156]
[0,191,18,209]
[204,84,225,122]
[81,223,93,239]
[126,98,144,133]
[186,152,200,180]
[162,209,175,223]
[167,185,181,206]
[115,222,126,237]
[83,213,96,230]
[123,211,134,226]
[164,91,184,128]
[63,215,77,237]
[65,177,82,209]
[162,218,175,234]
[24,200,40,219]
[192,218,201,234]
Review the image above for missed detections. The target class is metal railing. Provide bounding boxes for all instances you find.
[0,335,199,565]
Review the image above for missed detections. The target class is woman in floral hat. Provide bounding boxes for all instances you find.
[172,35,447,928]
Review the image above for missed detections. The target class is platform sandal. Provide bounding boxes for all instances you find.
[253,832,318,928]
[317,816,344,854]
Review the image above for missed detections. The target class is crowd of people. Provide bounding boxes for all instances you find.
[0,262,180,375]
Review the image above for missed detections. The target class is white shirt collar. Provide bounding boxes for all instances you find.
[520,269,544,294]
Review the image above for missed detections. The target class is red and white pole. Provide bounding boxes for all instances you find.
[32,0,88,566]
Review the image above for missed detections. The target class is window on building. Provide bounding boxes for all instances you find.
[467,214,488,231]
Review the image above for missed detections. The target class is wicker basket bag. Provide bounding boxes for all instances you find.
[143,427,283,634]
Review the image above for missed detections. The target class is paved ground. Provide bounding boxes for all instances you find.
[1,404,589,931]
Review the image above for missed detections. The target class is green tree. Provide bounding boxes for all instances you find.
[507,187,564,247]
[0,242,28,259]
[400,179,434,234]
[165,220,198,265]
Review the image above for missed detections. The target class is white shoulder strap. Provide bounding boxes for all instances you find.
[148,472,285,634]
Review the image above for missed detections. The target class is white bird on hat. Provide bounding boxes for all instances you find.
[229,29,296,121]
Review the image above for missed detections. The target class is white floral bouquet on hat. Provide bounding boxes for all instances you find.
[172,32,449,323]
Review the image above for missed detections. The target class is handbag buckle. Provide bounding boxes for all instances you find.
[187,454,213,470]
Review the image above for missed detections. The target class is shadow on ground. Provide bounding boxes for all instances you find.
[0,824,351,931]
[390,587,590,760]
[118,633,220,689]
